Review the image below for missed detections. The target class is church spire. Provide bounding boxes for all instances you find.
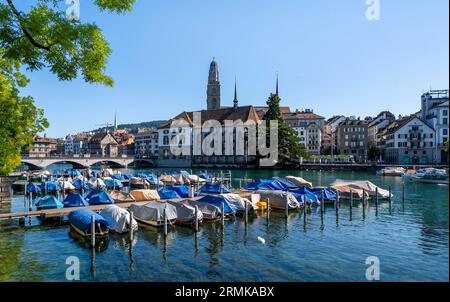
[233,77,238,109]
[276,73,279,96]
[207,58,221,110]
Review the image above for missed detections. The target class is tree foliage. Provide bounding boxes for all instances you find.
[263,93,308,165]
[0,0,136,175]
[0,0,136,86]
[0,50,48,175]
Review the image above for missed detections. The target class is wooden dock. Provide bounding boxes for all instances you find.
[0,197,201,220]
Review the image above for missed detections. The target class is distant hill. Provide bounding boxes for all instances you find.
[93,120,168,134]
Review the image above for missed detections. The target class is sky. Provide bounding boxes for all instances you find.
[19,0,449,138]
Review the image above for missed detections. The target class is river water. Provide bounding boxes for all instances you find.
[0,169,448,281]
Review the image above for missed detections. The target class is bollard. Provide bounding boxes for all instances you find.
[163,206,168,236]
[221,202,225,226]
[194,205,199,232]
[245,200,248,225]
[91,214,96,248]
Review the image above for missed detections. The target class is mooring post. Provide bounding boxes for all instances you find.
[402,181,405,202]
[350,190,353,210]
[320,190,324,214]
[266,198,270,220]
[337,191,340,208]
[44,181,47,195]
[245,200,248,225]
[285,199,288,218]
[388,185,392,204]
[239,178,242,189]
[29,191,33,211]
[163,206,168,236]
[362,189,366,212]
[375,187,379,208]
[221,202,225,226]
[91,214,96,248]
[129,211,134,236]
[194,205,199,232]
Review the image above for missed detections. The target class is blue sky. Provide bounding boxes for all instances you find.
[20,0,449,137]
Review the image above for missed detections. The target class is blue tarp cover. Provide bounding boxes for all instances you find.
[68,209,109,234]
[40,181,60,191]
[307,187,337,201]
[158,189,181,200]
[198,173,210,180]
[103,178,123,189]
[273,177,302,190]
[35,195,64,209]
[109,174,122,180]
[85,190,115,205]
[26,183,41,193]
[199,183,231,194]
[73,179,92,190]
[167,185,190,198]
[63,193,89,207]
[197,195,237,214]
[244,179,287,191]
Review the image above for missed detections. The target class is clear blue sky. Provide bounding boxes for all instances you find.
[21,0,449,137]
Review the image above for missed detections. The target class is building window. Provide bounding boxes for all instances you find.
[443,118,448,125]
[443,109,448,117]
[444,129,448,136]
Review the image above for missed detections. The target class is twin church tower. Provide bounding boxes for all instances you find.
[206,58,239,110]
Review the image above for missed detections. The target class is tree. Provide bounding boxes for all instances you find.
[263,93,308,165]
[0,51,48,175]
[0,0,136,175]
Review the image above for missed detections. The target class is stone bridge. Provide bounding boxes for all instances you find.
[21,156,155,170]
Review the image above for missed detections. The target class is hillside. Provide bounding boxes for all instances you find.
[93,120,168,134]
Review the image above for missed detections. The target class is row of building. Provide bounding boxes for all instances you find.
[22,59,449,166]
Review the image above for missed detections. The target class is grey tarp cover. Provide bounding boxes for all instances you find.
[100,205,138,233]
[168,201,203,223]
[184,200,221,220]
[330,180,392,198]
[254,190,301,209]
[220,193,257,213]
[129,201,177,223]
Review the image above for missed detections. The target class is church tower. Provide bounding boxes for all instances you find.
[207,58,221,110]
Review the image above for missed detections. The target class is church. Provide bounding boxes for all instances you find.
[157,59,289,168]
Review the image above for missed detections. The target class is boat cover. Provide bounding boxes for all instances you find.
[197,195,237,214]
[168,201,203,223]
[220,193,256,212]
[40,181,60,191]
[184,200,221,220]
[330,180,391,198]
[100,205,138,233]
[35,195,64,209]
[109,174,122,180]
[109,191,136,202]
[244,179,287,191]
[198,173,210,180]
[186,175,206,183]
[73,179,92,190]
[129,190,160,201]
[26,183,41,193]
[63,193,89,207]
[254,190,301,209]
[103,177,123,189]
[284,176,313,187]
[146,175,164,186]
[129,201,177,223]
[89,178,106,189]
[166,185,191,198]
[68,209,109,234]
[306,187,337,201]
[59,181,75,190]
[85,190,115,205]
[199,183,231,194]
[159,174,177,184]
[158,189,182,200]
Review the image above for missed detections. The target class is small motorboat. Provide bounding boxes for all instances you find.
[196,195,238,215]
[411,168,449,184]
[129,201,177,227]
[168,201,203,225]
[183,200,221,222]
[129,189,160,202]
[254,190,301,210]
[220,193,256,214]
[100,205,138,234]
[68,209,109,237]
[330,180,392,199]
[63,193,89,208]
[35,195,64,210]
[85,190,115,205]
[377,167,406,177]
[109,191,135,203]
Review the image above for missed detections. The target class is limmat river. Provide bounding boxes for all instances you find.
[0,168,448,282]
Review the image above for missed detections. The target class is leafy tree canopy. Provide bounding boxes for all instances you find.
[264,93,308,165]
[0,0,136,86]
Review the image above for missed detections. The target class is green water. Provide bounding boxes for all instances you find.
[0,169,448,281]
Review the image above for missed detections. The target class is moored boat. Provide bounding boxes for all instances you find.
[377,167,406,176]
[129,201,177,227]
[100,205,138,233]
[68,209,109,237]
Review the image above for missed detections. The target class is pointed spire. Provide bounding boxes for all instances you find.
[276,73,279,96]
[233,76,238,109]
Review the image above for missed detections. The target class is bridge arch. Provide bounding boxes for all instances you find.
[46,160,88,169]
[129,158,156,168]
[20,161,44,171]
[88,159,127,168]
